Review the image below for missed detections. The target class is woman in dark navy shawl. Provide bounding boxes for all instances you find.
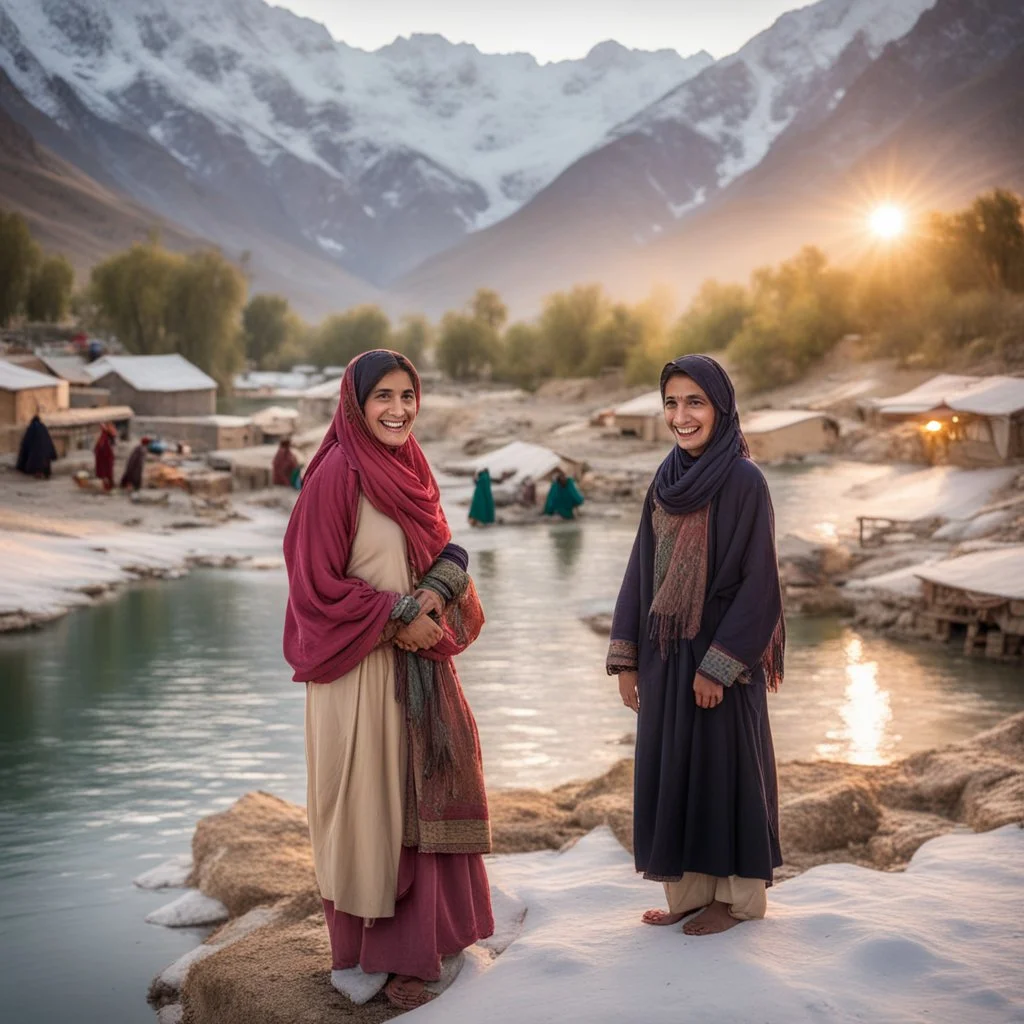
[607,354,784,936]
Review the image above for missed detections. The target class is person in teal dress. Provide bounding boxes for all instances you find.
[468,468,496,526]
[543,469,584,520]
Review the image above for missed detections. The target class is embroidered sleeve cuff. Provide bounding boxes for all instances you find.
[606,639,638,676]
[698,644,747,687]
[391,595,421,625]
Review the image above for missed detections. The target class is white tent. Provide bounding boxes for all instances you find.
[866,375,980,417]
[458,441,579,485]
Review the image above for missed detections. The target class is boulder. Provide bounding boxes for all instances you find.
[188,791,316,917]
[780,782,882,853]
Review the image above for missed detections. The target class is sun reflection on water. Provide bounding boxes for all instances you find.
[824,635,893,765]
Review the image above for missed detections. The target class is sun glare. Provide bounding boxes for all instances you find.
[869,204,906,240]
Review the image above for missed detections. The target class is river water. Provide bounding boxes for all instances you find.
[1,461,1021,1023]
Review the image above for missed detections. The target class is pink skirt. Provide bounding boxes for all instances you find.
[322,845,494,981]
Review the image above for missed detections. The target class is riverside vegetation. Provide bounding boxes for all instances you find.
[2,187,1024,393]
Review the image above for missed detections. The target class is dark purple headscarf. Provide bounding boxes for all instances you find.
[654,354,749,515]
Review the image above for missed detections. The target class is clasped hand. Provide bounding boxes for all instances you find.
[394,589,445,652]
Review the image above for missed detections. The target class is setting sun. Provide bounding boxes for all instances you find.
[869,204,907,239]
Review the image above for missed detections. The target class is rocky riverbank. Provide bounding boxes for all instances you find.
[148,713,1024,1024]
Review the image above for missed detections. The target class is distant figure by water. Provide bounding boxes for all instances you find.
[468,467,496,526]
[16,415,58,480]
[93,423,117,492]
[272,438,302,489]
[542,468,584,520]
[609,354,784,936]
[119,437,150,491]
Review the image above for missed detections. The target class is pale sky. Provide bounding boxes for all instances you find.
[273,0,805,63]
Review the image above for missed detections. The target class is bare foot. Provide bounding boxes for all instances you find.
[682,900,745,936]
[385,975,436,1010]
[641,908,689,926]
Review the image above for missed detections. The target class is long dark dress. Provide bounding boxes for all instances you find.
[120,444,146,490]
[610,457,782,883]
[16,416,58,478]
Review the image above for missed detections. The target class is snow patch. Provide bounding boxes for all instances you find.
[133,853,193,890]
[409,824,1024,1024]
[146,889,229,928]
[330,966,388,1005]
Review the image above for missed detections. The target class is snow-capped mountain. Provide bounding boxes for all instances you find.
[615,0,937,217]
[392,0,1024,319]
[390,0,938,311]
[0,0,710,284]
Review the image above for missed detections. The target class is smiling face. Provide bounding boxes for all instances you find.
[363,369,417,447]
[663,373,716,456]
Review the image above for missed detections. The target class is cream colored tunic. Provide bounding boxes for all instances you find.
[305,496,412,919]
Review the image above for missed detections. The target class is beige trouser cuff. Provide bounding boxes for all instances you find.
[663,872,767,921]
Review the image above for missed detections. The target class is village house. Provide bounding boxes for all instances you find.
[130,415,257,453]
[42,406,134,457]
[86,355,217,416]
[0,361,69,454]
[298,376,343,428]
[867,374,1024,466]
[744,409,840,462]
[610,391,672,443]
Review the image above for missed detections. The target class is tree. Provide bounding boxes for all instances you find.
[26,255,75,323]
[537,284,608,377]
[470,288,507,332]
[436,312,494,380]
[586,304,644,375]
[0,209,40,325]
[164,249,248,387]
[90,241,183,353]
[926,189,1024,293]
[727,247,851,389]
[242,294,292,369]
[494,321,546,389]
[315,305,391,367]
[670,280,751,355]
[392,314,430,366]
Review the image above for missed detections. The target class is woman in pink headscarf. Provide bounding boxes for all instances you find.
[283,350,493,1009]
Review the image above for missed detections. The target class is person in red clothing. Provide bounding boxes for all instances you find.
[93,423,117,491]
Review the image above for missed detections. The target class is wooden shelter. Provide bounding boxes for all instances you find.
[915,546,1024,660]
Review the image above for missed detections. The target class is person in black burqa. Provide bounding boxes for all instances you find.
[607,354,784,936]
[15,415,58,479]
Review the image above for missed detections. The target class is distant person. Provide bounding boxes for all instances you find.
[283,350,492,1009]
[15,415,58,480]
[93,423,117,491]
[272,438,302,489]
[542,469,584,520]
[120,436,150,491]
[468,467,496,526]
[517,475,537,508]
[608,354,784,937]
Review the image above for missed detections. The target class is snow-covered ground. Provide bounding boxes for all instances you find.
[415,825,1024,1024]
[0,504,286,628]
[851,465,1018,522]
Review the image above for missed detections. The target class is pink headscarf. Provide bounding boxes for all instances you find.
[282,350,451,682]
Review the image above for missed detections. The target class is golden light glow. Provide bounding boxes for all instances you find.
[868,204,906,239]
[839,636,891,766]
[925,420,943,433]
